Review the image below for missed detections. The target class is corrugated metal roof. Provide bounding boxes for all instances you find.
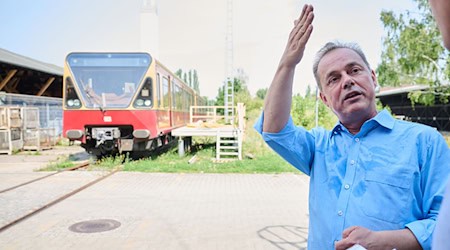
[0,48,63,76]
[376,85,429,97]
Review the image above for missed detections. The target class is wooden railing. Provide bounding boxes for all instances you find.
[189,103,246,131]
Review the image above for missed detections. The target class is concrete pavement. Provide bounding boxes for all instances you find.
[0,146,310,250]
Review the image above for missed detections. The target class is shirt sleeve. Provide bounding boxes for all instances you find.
[432,181,450,250]
[405,130,450,250]
[253,112,316,175]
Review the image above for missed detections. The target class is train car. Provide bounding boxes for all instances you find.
[63,52,204,157]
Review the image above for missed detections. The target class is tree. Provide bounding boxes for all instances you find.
[175,69,200,94]
[214,68,264,113]
[256,88,268,100]
[377,0,450,105]
[291,94,336,130]
[215,77,246,106]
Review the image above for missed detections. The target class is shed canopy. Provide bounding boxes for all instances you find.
[0,48,63,97]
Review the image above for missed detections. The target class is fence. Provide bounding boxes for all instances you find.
[0,92,62,135]
[0,93,61,154]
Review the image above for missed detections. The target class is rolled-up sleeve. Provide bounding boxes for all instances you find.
[253,112,316,175]
[406,132,450,250]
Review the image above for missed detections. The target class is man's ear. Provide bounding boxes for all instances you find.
[319,92,329,107]
[371,69,378,89]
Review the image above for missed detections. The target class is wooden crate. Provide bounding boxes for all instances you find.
[23,128,56,151]
[0,128,23,155]
[0,106,22,129]
[22,107,40,129]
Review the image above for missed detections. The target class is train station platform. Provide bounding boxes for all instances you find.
[0,145,310,250]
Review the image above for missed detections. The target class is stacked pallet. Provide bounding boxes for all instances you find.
[0,106,56,154]
[0,107,23,154]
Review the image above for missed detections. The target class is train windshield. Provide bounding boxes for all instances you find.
[67,53,151,108]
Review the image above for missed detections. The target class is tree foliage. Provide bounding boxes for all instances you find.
[175,69,200,94]
[214,69,263,113]
[256,88,268,100]
[377,0,450,105]
[291,94,337,130]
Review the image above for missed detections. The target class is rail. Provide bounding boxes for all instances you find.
[0,162,121,233]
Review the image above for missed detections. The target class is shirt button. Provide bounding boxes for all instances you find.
[344,184,350,190]
[350,160,355,165]
[355,138,360,142]
[338,210,343,216]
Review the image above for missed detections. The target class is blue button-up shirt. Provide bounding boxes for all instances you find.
[255,110,450,249]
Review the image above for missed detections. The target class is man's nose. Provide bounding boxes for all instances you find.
[342,73,355,89]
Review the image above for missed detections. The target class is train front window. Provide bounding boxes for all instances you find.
[66,53,151,108]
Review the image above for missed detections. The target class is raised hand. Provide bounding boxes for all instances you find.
[279,4,314,69]
[262,4,315,133]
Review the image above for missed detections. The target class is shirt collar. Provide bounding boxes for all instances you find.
[330,109,395,138]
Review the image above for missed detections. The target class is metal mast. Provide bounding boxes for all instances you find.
[224,0,234,124]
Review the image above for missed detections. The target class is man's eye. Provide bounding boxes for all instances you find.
[351,68,361,74]
[329,77,338,84]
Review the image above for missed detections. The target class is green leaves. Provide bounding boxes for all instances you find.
[377,0,450,105]
[291,94,337,130]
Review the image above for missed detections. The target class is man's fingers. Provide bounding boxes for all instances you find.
[297,4,307,23]
[289,5,314,44]
[335,238,353,250]
[342,226,359,238]
[294,12,314,46]
[298,5,313,27]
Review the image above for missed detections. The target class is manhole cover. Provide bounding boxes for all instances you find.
[69,219,121,233]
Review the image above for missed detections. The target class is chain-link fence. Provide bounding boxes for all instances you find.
[0,92,62,136]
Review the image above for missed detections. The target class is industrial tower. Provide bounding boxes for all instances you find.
[140,0,159,58]
[224,0,234,124]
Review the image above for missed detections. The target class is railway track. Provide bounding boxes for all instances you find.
[0,161,91,194]
[0,162,121,233]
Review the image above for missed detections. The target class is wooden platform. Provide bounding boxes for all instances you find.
[172,104,245,160]
[171,125,240,137]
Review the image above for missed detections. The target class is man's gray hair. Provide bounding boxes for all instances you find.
[312,41,371,89]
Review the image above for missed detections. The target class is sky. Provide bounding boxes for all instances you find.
[0,0,418,99]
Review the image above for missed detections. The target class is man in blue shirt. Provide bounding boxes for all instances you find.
[255,4,450,249]
[429,0,450,249]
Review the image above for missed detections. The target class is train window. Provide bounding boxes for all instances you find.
[67,53,150,109]
[182,90,186,111]
[176,85,183,110]
[172,81,176,109]
[183,89,189,111]
[156,73,161,108]
[162,77,169,108]
[172,82,183,110]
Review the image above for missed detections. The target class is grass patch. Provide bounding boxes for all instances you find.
[121,108,300,174]
[40,156,75,171]
[122,146,298,174]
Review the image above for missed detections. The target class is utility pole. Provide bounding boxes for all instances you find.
[224,0,234,124]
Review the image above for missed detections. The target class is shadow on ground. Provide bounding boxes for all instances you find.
[257,225,308,250]
[68,151,91,161]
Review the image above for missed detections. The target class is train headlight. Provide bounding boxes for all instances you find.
[144,100,151,106]
[136,99,144,106]
[67,99,74,106]
[73,99,81,106]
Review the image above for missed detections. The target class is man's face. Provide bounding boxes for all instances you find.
[317,48,378,123]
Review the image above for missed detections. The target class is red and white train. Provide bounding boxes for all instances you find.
[63,52,205,157]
